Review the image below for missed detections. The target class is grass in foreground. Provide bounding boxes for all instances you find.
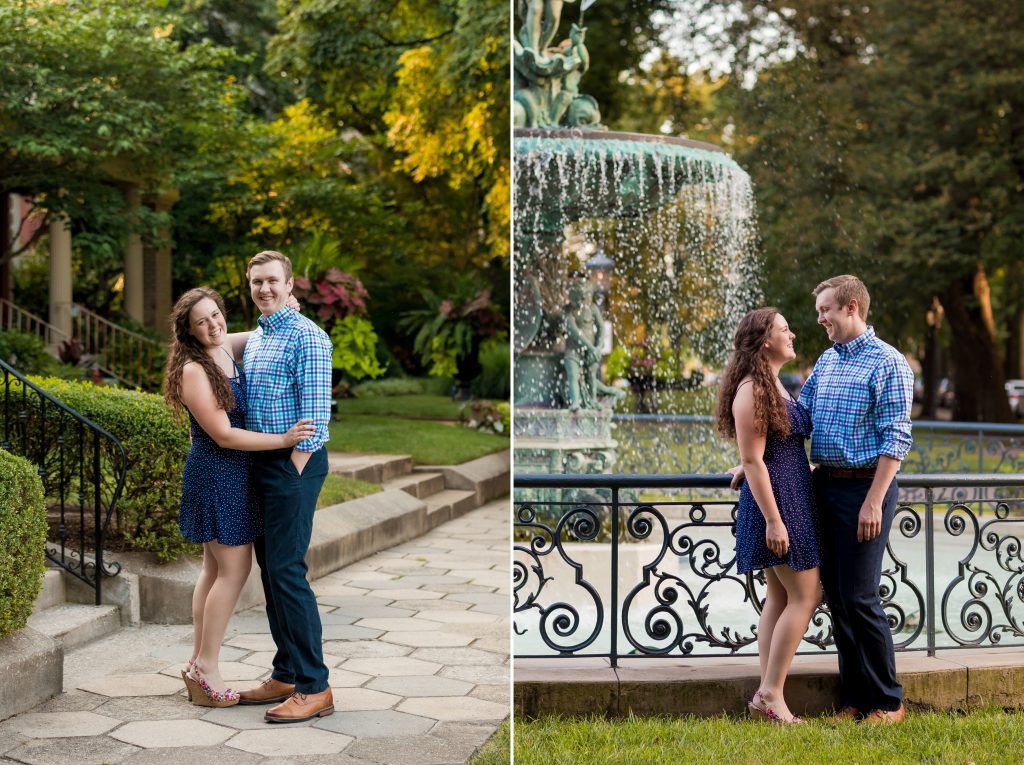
[335,394,468,420]
[315,473,380,509]
[468,721,510,765]
[513,709,1024,765]
[328,415,507,465]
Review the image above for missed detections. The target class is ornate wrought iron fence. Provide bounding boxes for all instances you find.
[1,359,126,604]
[613,415,1024,476]
[514,473,1024,665]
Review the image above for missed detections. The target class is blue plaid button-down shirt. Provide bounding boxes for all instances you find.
[798,326,914,468]
[243,307,333,453]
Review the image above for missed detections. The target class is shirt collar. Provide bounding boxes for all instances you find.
[834,325,874,357]
[256,306,295,333]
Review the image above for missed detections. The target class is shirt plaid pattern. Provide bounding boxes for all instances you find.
[798,326,914,467]
[243,307,333,453]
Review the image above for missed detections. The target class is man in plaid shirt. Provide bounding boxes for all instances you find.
[236,250,335,723]
[799,274,914,724]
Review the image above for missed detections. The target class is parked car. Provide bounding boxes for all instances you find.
[1006,379,1024,417]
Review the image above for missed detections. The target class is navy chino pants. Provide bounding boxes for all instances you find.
[814,471,903,713]
[252,447,330,694]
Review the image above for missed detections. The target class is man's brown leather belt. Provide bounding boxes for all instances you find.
[821,466,877,479]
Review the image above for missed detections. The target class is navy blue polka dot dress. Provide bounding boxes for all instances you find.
[178,363,263,546]
[735,399,820,573]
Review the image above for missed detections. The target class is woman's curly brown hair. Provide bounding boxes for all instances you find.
[715,307,791,440]
[163,288,235,418]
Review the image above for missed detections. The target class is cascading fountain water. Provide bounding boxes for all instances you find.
[513,0,760,480]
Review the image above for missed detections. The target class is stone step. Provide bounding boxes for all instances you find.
[26,603,121,652]
[414,450,510,505]
[425,489,479,526]
[328,453,413,484]
[383,471,445,499]
[32,569,66,614]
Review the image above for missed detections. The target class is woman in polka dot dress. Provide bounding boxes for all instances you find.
[164,288,314,707]
[715,307,821,725]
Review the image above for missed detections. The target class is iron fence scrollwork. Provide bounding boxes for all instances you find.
[514,473,1024,665]
[1,359,126,604]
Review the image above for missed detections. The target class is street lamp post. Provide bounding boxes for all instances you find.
[584,247,614,309]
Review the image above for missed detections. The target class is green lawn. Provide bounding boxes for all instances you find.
[336,394,468,420]
[468,721,510,764]
[513,709,1024,765]
[328,415,507,465]
[316,473,380,509]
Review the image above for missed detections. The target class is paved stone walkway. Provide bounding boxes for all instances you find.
[0,500,509,765]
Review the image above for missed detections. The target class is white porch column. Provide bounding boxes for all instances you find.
[123,186,144,323]
[48,212,73,341]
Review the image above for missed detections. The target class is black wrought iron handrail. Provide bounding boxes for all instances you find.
[0,359,126,604]
[514,472,1024,666]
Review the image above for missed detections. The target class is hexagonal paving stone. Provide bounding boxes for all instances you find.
[344,733,479,765]
[203,703,317,731]
[341,657,442,677]
[7,711,118,739]
[381,631,473,648]
[111,720,236,748]
[322,640,412,659]
[77,673,185,698]
[368,675,473,697]
[120,744,263,764]
[354,617,442,632]
[439,664,509,685]
[321,624,384,641]
[316,595,394,610]
[397,696,508,722]
[327,667,372,688]
[94,696,207,722]
[366,588,445,601]
[326,606,418,622]
[410,647,507,665]
[419,609,500,624]
[470,684,510,705]
[332,688,403,711]
[6,735,139,765]
[224,633,278,651]
[310,583,366,597]
[226,727,352,756]
[313,710,435,738]
[391,599,469,611]
[28,690,105,714]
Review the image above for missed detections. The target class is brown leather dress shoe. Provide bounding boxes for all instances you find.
[863,704,906,724]
[265,688,334,723]
[832,706,862,722]
[238,678,296,706]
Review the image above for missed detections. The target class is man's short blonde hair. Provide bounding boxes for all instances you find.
[247,250,292,281]
[813,274,870,320]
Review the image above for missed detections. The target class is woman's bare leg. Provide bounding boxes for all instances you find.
[190,545,218,663]
[757,565,821,720]
[194,541,252,692]
[757,567,788,689]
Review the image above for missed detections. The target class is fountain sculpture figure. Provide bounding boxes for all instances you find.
[513,2,759,478]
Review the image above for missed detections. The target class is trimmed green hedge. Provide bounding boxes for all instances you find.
[0,450,47,640]
[21,378,194,562]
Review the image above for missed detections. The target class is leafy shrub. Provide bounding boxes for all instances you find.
[330,315,385,380]
[0,330,80,379]
[470,339,510,400]
[25,377,193,562]
[0,450,47,640]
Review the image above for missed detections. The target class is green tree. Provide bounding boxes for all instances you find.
[688,0,1024,420]
[0,0,239,304]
